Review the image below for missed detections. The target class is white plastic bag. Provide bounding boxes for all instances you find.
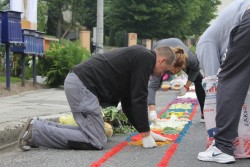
[202,76,218,138]
[170,70,188,89]
[202,75,250,158]
[234,89,250,158]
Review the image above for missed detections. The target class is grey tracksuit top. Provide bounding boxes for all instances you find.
[196,0,250,77]
[148,38,200,105]
[72,45,156,132]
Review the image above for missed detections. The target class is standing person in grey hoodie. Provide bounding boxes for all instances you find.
[148,38,205,123]
[196,0,250,164]
[17,45,175,151]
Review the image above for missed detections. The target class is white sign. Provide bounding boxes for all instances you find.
[10,0,37,30]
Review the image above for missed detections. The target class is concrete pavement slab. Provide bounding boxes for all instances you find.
[0,88,71,150]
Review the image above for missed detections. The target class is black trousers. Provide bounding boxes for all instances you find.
[194,72,206,116]
[214,9,250,156]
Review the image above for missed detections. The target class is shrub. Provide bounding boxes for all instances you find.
[38,40,90,87]
[25,66,33,79]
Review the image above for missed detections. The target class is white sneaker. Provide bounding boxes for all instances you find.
[200,118,205,123]
[197,144,235,164]
[200,115,205,123]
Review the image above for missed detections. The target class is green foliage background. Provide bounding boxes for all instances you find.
[0,0,222,84]
[40,0,221,46]
[37,40,91,87]
[37,1,49,32]
[105,0,220,41]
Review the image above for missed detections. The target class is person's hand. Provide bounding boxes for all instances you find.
[149,110,157,123]
[142,134,157,148]
[142,131,172,148]
[151,131,172,141]
[178,85,189,96]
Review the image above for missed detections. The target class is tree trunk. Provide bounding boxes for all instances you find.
[56,18,62,39]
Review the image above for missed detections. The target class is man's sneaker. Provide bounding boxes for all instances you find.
[17,118,34,151]
[197,143,235,164]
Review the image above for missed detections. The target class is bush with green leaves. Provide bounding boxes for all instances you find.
[37,40,90,87]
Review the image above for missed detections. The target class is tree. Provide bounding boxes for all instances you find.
[39,0,220,44]
[190,0,221,36]
[78,0,97,30]
[37,1,49,32]
[43,0,72,38]
[105,0,220,43]
[0,0,8,10]
[43,0,96,38]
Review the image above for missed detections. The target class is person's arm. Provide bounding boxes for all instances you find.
[141,131,150,137]
[148,74,163,122]
[148,104,156,111]
[178,49,200,96]
[196,41,220,77]
[121,97,158,148]
[130,51,154,133]
[184,80,192,89]
[127,51,158,148]
[148,75,162,109]
[186,50,200,83]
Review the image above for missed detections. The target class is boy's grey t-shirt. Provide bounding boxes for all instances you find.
[196,0,250,77]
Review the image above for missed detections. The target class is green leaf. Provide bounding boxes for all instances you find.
[162,127,179,134]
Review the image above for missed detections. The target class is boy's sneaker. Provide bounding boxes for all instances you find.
[197,143,235,164]
[17,118,34,151]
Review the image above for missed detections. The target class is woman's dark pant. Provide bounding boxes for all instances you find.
[194,72,206,117]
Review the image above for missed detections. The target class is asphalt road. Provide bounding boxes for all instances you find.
[0,90,249,167]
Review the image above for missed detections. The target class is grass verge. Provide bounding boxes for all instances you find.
[0,76,21,83]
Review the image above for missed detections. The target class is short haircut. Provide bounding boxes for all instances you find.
[154,46,176,65]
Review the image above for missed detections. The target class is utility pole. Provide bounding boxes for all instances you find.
[96,0,104,54]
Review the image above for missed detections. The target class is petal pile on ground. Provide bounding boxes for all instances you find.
[128,93,199,147]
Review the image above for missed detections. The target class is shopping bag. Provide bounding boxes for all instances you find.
[202,75,250,158]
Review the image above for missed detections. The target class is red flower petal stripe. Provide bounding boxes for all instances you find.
[90,141,128,167]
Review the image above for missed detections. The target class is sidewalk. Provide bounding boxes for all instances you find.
[0,88,71,150]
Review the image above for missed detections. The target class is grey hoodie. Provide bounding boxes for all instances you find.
[196,0,250,77]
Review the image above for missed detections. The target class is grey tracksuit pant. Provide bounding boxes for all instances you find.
[30,72,107,150]
[214,9,250,155]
